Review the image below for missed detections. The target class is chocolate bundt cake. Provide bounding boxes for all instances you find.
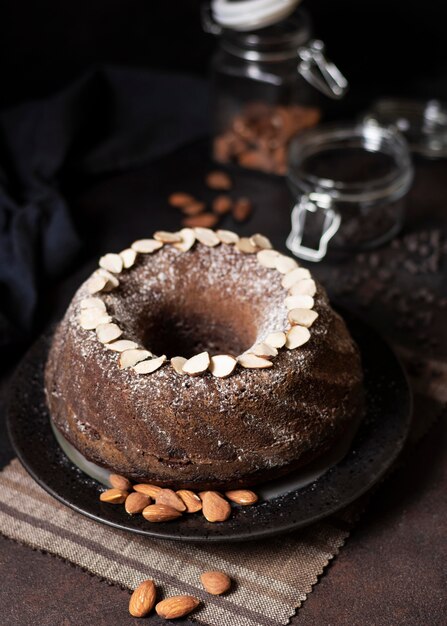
[45,228,364,489]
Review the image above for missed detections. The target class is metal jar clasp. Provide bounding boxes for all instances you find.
[298,40,348,100]
[286,193,341,261]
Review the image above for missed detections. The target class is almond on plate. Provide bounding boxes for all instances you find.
[109,474,132,491]
[225,489,258,505]
[176,490,202,513]
[142,504,182,523]
[201,491,231,522]
[125,492,151,515]
[99,488,128,504]
[155,489,187,512]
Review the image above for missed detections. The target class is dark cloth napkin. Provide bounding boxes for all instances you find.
[0,66,209,352]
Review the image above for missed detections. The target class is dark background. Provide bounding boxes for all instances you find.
[1,0,446,111]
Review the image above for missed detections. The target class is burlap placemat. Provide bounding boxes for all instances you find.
[0,347,444,626]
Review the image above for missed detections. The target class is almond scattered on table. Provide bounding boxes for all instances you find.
[180,201,206,216]
[232,197,252,222]
[156,595,200,620]
[168,192,196,208]
[182,213,219,229]
[200,571,232,595]
[212,194,233,215]
[129,579,157,618]
[205,170,232,190]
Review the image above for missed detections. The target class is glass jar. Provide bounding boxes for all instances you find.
[286,122,414,261]
[203,4,347,175]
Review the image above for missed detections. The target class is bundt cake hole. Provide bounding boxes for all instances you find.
[134,305,259,359]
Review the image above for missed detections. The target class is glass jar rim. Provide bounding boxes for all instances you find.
[287,122,414,203]
[220,8,311,61]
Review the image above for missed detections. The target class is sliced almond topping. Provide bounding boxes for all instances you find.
[131,239,163,254]
[97,268,120,289]
[289,278,317,297]
[79,310,112,330]
[155,489,187,512]
[250,233,272,250]
[133,355,167,374]
[257,249,280,268]
[119,349,152,369]
[265,331,286,348]
[216,229,240,244]
[171,356,187,375]
[288,308,319,327]
[286,325,311,349]
[120,248,137,269]
[80,297,106,311]
[176,490,202,513]
[275,255,299,274]
[99,253,123,274]
[106,339,139,352]
[194,227,220,247]
[154,230,182,243]
[236,237,257,254]
[173,228,196,252]
[209,355,237,378]
[183,351,210,375]
[237,353,273,369]
[281,267,312,289]
[87,274,108,294]
[96,323,123,343]
[251,343,278,358]
[225,489,258,505]
[285,295,314,310]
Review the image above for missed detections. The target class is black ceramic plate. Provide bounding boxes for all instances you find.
[7,311,412,542]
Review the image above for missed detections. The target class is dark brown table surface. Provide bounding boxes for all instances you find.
[0,142,446,625]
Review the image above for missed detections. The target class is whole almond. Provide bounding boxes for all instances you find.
[99,488,128,504]
[155,489,187,512]
[129,579,157,617]
[125,492,151,515]
[168,192,196,208]
[201,491,231,522]
[205,170,232,190]
[232,197,252,222]
[133,483,162,498]
[200,571,231,595]
[182,213,219,228]
[212,194,232,215]
[142,504,182,523]
[176,490,202,513]
[225,489,259,505]
[109,474,132,491]
[181,201,206,216]
[156,596,200,620]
